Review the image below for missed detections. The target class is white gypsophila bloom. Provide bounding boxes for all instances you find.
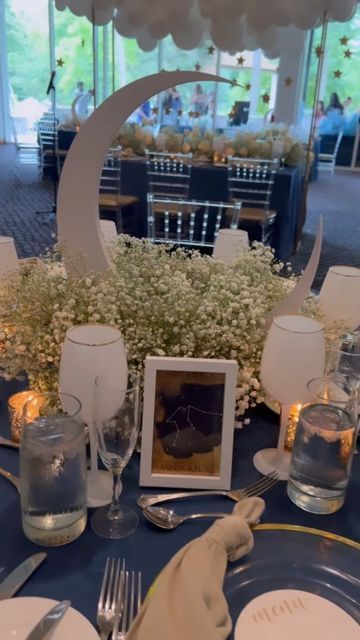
[0,235,339,419]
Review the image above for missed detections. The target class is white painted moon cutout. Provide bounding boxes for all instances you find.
[57,69,322,315]
[57,71,231,275]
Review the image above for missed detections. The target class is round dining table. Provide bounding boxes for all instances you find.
[0,378,359,636]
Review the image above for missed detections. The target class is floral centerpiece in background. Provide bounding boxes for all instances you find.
[115,125,305,167]
[0,237,319,423]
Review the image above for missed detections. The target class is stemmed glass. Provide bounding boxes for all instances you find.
[90,372,140,539]
[59,324,128,507]
[255,315,325,480]
[327,332,360,389]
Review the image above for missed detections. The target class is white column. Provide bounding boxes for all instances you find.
[274,27,307,126]
[0,0,11,142]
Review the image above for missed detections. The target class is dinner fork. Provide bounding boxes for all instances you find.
[97,558,125,640]
[112,570,142,639]
[137,471,279,509]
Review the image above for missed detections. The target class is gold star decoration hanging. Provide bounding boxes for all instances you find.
[165,108,172,115]
[230,78,238,88]
[315,46,323,58]
[207,44,215,55]
[194,63,201,71]
[194,111,201,118]
[56,58,64,67]
[244,82,252,91]
[151,107,159,115]
[344,49,352,58]
[237,56,245,66]
[340,36,349,46]
[285,77,293,87]
[188,110,195,118]
[262,93,270,104]
[177,109,183,117]
[333,69,342,79]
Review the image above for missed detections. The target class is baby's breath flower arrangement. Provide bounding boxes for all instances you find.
[0,237,317,421]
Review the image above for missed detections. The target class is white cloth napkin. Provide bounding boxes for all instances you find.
[127,497,265,640]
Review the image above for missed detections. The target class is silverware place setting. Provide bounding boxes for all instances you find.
[137,472,279,509]
[0,466,20,493]
[0,553,47,600]
[97,558,142,640]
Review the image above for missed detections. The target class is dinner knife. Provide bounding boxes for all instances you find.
[0,435,20,449]
[0,552,47,600]
[24,600,71,640]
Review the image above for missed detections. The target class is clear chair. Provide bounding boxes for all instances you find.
[37,114,58,177]
[227,157,278,244]
[318,130,343,174]
[99,148,139,233]
[146,195,241,250]
[145,150,192,200]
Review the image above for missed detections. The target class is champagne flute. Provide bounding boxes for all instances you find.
[90,372,140,539]
[255,315,325,480]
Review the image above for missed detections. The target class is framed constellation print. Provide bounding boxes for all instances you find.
[139,356,238,489]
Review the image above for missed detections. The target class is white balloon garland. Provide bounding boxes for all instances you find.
[55,0,357,55]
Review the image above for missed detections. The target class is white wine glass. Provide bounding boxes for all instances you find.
[59,324,128,507]
[319,266,360,330]
[255,315,325,480]
[90,372,140,539]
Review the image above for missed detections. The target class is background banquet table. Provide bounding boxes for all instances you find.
[57,129,302,260]
[1,378,358,633]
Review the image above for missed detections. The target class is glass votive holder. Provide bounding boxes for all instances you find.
[8,390,42,443]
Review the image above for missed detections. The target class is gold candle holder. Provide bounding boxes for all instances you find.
[8,390,41,443]
[285,403,302,451]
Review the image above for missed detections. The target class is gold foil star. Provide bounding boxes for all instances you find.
[244,82,252,91]
[207,45,215,55]
[151,107,159,115]
[262,93,270,104]
[194,111,201,118]
[285,77,293,87]
[177,109,183,116]
[56,58,64,67]
[165,107,172,115]
[333,69,342,79]
[340,36,349,46]
[315,46,323,58]
[344,49,352,58]
[237,56,245,66]
[188,110,195,117]
[194,63,201,71]
[230,79,238,88]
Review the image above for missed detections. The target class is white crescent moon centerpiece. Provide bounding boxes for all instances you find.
[57,71,231,275]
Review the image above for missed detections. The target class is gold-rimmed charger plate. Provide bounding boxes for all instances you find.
[224,523,360,639]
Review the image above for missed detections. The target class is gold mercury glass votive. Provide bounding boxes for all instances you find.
[8,390,42,443]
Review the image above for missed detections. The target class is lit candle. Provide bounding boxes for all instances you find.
[8,390,41,443]
[285,403,302,451]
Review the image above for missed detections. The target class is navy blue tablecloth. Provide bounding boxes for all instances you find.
[57,129,302,260]
[0,378,359,629]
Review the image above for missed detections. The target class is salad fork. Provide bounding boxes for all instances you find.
[137,472,279,509]
[97,558,125,640]
[112,569,142,639]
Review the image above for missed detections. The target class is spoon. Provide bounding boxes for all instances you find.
[143,505,230,530]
